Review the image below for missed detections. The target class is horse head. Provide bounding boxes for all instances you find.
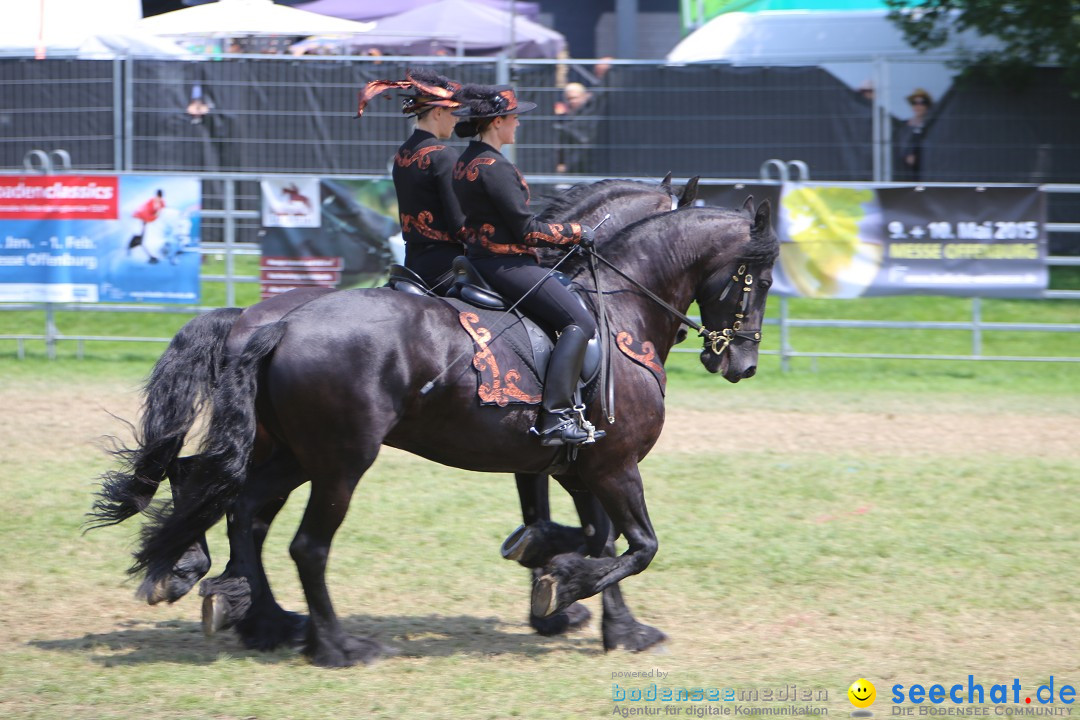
[695,198,778,382]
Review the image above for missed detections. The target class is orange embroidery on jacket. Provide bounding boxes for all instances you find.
[523,222,580,247]
[453,157,496,181]
[461,224,536,258]
[479,237,538,258]
[400,211,452,243]
[395,145,444,170]
[459,311,541,406]
[461,223,495,246]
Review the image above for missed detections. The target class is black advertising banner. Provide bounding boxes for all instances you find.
[764,184,1046,299]
[872,187,1046,298]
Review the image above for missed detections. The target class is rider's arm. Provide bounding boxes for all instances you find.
[483,158,583,248]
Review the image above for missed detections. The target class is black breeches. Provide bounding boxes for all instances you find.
[470,256,596,337]
[405,242,463,289]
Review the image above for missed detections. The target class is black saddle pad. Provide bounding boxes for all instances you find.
[444,298,545,407]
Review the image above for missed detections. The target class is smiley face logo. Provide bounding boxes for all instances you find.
[848,678,876,708]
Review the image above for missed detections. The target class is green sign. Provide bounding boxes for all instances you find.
[681,0,892,33]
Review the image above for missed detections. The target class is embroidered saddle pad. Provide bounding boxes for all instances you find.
[439,300,665,407]
[443,298,546,407]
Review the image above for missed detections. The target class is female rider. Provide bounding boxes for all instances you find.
[450,84,602,447]
[358,69,466,291]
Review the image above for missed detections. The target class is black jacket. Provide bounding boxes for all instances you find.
[392,129,466,249]
[452,140,583,260]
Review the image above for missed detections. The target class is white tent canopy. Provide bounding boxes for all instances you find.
[135,0,375,37]
[667,11,1004,113]
[0,0,188,57]
[355,0,566,58]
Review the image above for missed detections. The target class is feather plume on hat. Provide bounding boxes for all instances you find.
[356,68,462,118]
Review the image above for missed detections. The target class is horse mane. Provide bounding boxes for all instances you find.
[537,179,666,222]
[560,205,776,277]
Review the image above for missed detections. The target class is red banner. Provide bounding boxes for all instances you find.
[0,176,120,220]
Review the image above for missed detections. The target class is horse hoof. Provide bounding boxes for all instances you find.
[500,525,532,562]
[308,635,391,668]
[202,593,228,637]
[563,601,592,630]
[531,573,560,618]
[138,577,172,606]
[603,620,668,653]
[530,601,592,636]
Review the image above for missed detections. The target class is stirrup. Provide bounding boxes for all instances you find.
[530,405,606,447]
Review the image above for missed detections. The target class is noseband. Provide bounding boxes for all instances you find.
[700,263,763,357]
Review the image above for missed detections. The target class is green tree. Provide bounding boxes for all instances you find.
[884,0,1080,89]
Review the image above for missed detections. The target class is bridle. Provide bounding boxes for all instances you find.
[700,263,763,357]
[584,248,764,358]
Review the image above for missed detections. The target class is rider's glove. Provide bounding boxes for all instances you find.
[578,224,596,248]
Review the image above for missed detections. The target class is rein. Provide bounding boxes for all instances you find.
[584,248,762,357]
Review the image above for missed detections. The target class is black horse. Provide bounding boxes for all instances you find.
[102,199,776,667]
[92,177,698,640]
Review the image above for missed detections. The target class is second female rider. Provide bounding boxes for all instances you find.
[450,84,603,448]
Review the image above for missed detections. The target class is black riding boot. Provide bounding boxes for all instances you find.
[532,325,604,447]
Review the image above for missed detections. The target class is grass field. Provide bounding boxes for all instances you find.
[1,325,1078,719]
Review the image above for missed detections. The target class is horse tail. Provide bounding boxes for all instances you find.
[129,321,288,588]
[88,307,243,530]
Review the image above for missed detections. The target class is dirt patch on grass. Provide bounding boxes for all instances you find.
[0,381,142,463]
[655,407,1080,458]
[2,379,1076,462]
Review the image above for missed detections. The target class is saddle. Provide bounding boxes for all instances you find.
[385,263,452,297]
[392,257,602,406]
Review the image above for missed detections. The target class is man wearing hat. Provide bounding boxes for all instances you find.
[358,69,467,291]
[450,83,602,447]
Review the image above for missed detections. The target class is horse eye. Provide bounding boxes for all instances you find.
[758,279,771,290]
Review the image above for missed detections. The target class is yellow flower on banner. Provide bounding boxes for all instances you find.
[780,186,881,298]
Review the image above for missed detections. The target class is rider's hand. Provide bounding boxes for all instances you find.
[578,224,596,248]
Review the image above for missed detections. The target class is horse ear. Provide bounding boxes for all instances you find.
[753,198,772,233]
[660,171,673,191]
[678,176,700,207]
[740,195,755,218]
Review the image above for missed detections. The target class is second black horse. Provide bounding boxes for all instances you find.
[99,199,777,666]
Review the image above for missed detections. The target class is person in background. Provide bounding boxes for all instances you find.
[899,88,933,181]
[451,83,603,447]
[357,69,466,291]
[553,82,598,174]
[186,83,212,124]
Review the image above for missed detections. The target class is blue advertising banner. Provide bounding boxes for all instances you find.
[0,175,201,303]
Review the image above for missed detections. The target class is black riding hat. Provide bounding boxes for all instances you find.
[356,68,462,118]
[451,84,537,118]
